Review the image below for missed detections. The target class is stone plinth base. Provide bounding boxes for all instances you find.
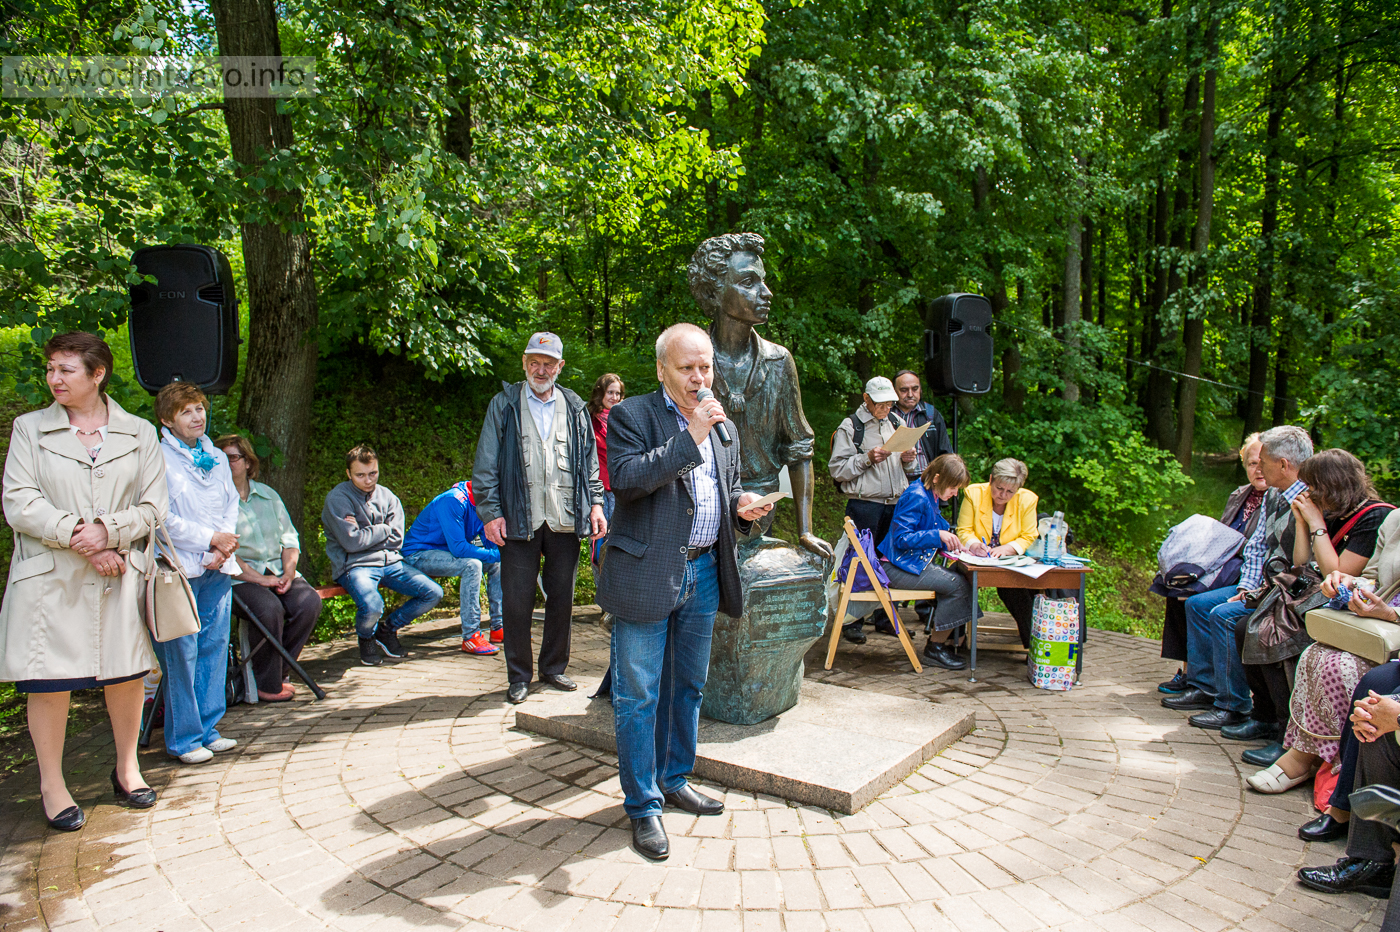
[514,678,974,813]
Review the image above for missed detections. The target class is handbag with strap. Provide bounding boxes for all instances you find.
[1240,502,1394,664]
[142,519,201,642]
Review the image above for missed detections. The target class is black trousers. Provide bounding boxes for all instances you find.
[1233,613,1295,729]
[502,527,580,685]
[234,579,322,694]
[998,588,1036,649]
[1162,597,1189,662]
[1330,662,1400,813]
[1346,712,1400,862]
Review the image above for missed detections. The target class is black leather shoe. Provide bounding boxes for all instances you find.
[1297,857,1395,897]
[506,682,529,704]
[842,623,867,645]
[1351,784,1400,833]
[110,769,157,809]
[1299,812,1350,843]
[631,815,669,860]
[871,613,898,636]
[1189,708,1250,730]
[1161,687,1214,711]
[922,642,968,670]
[664,784,724,815]
[44,800,85,832]
[1220,719,1280,742]
[1241,741,1286,767]
[540,673,578,692]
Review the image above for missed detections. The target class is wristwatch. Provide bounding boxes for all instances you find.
[1312,528,1328,539]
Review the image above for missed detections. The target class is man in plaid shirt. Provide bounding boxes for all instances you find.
[1164,426,1313,737]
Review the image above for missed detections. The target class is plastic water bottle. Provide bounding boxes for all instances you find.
[1049,511,1066,561]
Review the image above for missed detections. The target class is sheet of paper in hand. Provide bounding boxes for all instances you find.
[739,490,791,514]
[879,422,931,454]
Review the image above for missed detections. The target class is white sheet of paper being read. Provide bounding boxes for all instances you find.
[739,490,791,513]
[878,422,931,454]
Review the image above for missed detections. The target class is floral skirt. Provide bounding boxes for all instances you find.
[1285,642,1374,762]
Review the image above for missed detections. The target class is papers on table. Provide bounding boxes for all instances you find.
[739,490,790,515]
[952,553,1061,579]
[878,422,930,454]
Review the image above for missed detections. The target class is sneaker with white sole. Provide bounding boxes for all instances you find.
[206,737,238,754]
[170,747,213,764]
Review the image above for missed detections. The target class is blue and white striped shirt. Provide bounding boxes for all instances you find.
[1238,479,1309,591]
[663,391,721,549]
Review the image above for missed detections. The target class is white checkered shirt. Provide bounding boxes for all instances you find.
[664,391,721,549]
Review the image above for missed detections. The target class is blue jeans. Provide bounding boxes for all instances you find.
[1185,584,1254,712]
[611,552,719,820]
[152,571,232,756]
[339,561,443,638]
[404,550,502,639]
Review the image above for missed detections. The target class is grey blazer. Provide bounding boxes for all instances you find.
[595,389,751,621]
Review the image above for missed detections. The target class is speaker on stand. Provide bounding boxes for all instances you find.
[129,245,240,394]
[923,293,994,453]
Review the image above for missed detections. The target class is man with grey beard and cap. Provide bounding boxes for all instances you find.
[473,332,608,705]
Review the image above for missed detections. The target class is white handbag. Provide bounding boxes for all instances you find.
[141,519,201,642]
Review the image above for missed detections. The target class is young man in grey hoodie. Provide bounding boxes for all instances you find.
[323,445,443,666]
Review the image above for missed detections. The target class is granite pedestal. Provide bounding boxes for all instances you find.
[515,677,974,813]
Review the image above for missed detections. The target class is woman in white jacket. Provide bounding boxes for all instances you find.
[1,333,167,830]
[153,381,241,764]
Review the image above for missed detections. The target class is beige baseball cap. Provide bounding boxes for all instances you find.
[864,376,898,403]
[524,331,564,359]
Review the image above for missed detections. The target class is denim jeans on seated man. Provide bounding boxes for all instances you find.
[404,550,503,639]
[153,572,233,757]
[611,552,719,820]
[1184,584,1254,712]
[339,561,444,639]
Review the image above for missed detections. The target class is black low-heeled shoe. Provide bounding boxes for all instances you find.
[111,769,157,809]
[43,799,85,832]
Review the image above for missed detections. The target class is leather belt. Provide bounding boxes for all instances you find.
[686,544,715,561]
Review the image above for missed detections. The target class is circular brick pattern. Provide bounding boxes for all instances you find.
[0,616,1385,931]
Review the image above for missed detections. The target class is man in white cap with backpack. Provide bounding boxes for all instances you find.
[829,376,911,645]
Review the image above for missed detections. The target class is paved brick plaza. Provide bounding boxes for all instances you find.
[0,613,1384,932]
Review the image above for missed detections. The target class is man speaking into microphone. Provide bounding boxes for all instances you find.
[596,322,773,861]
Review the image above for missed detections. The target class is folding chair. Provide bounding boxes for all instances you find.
[825,517,925,673]
[229,586,328,702]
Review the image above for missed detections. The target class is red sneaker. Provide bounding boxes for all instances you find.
[462,632,499,655]
[489,628,504,643]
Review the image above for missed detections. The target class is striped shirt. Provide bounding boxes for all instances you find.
[663,391,721,549]
[1238,479,1308,591]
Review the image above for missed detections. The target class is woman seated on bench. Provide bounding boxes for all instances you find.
[878,454,974,671]
[216,434,323,703]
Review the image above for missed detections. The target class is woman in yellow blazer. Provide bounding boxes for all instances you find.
[956,458,1040,647]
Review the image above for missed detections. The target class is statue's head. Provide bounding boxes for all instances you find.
[688,232,772,326]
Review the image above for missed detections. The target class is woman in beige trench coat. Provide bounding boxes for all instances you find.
[1,333,168,830]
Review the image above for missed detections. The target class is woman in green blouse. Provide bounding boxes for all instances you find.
[216,435,323,702]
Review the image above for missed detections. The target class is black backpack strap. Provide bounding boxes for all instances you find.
[851,416,864,453]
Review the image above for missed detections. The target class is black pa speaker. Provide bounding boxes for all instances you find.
[129,245,239,394]
[923,293,994,395]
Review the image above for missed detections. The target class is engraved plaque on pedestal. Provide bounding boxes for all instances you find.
[702,536,829,726]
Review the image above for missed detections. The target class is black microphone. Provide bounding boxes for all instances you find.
[695,387,733,446]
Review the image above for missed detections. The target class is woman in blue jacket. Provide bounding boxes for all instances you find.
[877,454,975,670]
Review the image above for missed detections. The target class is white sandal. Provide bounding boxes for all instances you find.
[1246,762,1314,794]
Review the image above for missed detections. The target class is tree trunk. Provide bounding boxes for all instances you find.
[1144,82,1176,448]
[1175,10,1218,470]
[1245,63,1286,437]
[1061,216,1082,403]
[1272,329,1290,425]
[212,0,319,529]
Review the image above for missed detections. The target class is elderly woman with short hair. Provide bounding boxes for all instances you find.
[215,434,322,703]
[155,382,241,764]
[955,458,1042,648]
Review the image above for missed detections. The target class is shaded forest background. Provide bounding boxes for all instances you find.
[4,0,1400,598]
